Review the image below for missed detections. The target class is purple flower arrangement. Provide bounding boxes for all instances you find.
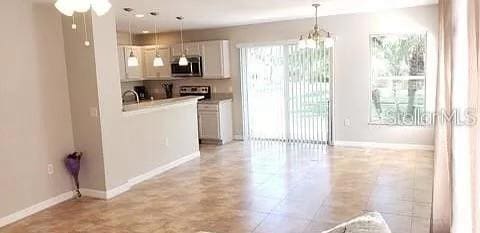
[65,152,83,198]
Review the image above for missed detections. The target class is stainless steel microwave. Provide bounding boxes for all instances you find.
[171,56,203,77]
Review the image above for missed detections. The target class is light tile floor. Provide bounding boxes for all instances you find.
[0,141,433,233]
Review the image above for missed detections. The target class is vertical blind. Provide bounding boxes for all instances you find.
[240,42,333,144]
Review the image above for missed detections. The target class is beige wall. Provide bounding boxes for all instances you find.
[95,11,200,189]
[0,1,75,218]
[63,9,201,190]
[62,13,107,191]
[136,5,438,145]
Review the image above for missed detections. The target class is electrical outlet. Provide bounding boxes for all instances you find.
[47,164,54,175]
[164,138,169,147]
[344,119,351,127]
[212,87,217,93]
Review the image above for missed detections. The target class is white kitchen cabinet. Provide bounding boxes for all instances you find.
[171,42,201,57]
[185,43,201,56]
[198,100,233,144]
[117,47,127,81]
[143,47,171,79]
[200,40,230,79]
[198,111,220,140]
[170,44,182,57]
[123,46,143,79]
[170,40,230,79]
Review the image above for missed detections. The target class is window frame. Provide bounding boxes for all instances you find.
[368,32,428,126]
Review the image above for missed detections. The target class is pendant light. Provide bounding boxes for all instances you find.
[151,12,164,67]
[176,16,189,66]
[126,8,138,67]
[298,3,334,49]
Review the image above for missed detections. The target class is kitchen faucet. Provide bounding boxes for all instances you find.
[122,90,140,104]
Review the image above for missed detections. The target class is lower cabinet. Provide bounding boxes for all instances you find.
[198,100,233,144]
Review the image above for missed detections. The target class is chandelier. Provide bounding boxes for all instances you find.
[298,4,334,49]
[54,0,112,47]
[55,0,112,16]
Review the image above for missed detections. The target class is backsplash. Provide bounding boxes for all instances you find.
[121,81,144,102]
[143,79,232,100]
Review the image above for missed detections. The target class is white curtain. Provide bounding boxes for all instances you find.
[240,43,333,144]
[432,0,480,232]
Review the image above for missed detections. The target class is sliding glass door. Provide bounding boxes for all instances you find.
[240,42,333,144]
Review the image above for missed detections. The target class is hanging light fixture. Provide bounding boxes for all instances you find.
[82,13,90,47]
[55,0,74,16]
[126,8,138,67]
[71,13,77,30]
[176,16,189,66]
[54,0,112,16]
[150,12,164,67]
[55,0,112,48]
[298,3,334,49]
[91,0,112,16]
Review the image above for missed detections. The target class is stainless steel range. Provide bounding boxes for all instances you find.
[179,86,211,99]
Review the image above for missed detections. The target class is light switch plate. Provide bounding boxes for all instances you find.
[47,164,54,175]
[89,107,98,117]
[344,119,351,127]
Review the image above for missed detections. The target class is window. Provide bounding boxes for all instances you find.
[369,33,427,125]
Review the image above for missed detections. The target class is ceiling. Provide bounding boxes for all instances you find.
[116,0,436,33]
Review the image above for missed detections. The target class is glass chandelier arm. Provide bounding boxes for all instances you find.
[83,13,90,46]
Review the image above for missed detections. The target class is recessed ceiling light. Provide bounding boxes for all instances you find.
[135,14,145,18]
[142,30,150,34]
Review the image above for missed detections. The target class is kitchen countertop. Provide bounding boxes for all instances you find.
[199,94,233,104]
[122,96,203,116]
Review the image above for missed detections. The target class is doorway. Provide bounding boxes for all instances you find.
[240,41,334,144]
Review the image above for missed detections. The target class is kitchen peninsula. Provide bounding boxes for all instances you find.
[122,96,203,116]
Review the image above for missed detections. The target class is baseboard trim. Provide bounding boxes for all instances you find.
[233,134,243,140]
[0,191,74,228]
[80,188,106,199]
[84,151,201,200]
[127,151,200,187]
[334,140,434,151]
[0,152,201,227]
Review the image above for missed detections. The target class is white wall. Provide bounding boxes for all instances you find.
[0,1,75,219]
[137,5,438,145]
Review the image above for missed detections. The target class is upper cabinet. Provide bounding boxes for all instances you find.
[118,40,230,81]
[171,42,201,57]
[172,40,231,79]
[122,46,143,79]
[118,47,127,81]
[143,47,171,79]
[201,40,230,79]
